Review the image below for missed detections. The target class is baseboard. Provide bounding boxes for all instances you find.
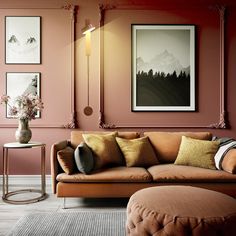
[0,175,51,187]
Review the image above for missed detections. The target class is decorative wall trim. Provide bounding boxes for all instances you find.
[63,4,79,129]
[0,124,68,128]
[0,5,79,129]
[98,4,228,129]
[99,4,116,129]
[209,6,227,129]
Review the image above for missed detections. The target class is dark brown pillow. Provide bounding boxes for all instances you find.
[57,146,75,174]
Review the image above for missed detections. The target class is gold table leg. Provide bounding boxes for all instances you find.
[41,145,46,196]
[2,144,47,204]
[2,147,6,199]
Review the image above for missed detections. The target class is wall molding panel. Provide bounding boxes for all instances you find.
[98,4,228,129]
[0,5,79,129]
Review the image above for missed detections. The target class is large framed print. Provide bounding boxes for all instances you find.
[5,16,41,64]
[132,24,195,111]
[6,72,41,118]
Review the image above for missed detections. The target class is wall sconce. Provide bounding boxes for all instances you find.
[82,21,95,35]
[82,19,95,116]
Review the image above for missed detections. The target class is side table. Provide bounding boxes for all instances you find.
[2,142,47,204]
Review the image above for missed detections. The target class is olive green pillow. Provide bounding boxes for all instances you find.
[57,146,76,174]
[174,136,219,170]
[116,136,159,167]
[82,132,124,170]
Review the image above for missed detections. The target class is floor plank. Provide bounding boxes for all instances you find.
[0,185,128,235]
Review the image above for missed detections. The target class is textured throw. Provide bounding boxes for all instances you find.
[213,137,236,169]
[8,211,126,236]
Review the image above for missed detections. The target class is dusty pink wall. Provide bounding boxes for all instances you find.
[0,0,236,174]
[0,8,72,127]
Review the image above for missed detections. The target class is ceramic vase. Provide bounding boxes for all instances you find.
[15,119,32,144]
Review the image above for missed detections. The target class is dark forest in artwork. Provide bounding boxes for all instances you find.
[136,69,190,106]
[133,26,195,110]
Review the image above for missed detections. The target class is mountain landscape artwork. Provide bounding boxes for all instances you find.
[132,25,195,111]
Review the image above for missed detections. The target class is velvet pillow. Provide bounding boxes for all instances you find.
[117,132,140,140]
[74,142,94,174]
[116,136,159,167]
[174,136,219,170]
[221,149,236,174]
[82,132,124,170]
[144,132,212,163]
[57,146,76,175]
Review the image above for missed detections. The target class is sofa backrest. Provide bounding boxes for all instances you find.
[70,131,140,149]
[144,132,212,163]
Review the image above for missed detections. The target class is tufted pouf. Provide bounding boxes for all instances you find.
[126,186,236,236]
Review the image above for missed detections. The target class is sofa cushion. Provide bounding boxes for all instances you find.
[116,136,159,167]
[174,136,219,170]
[117,132,140,140]
[56,166,152,183]
[71,131,140,149]
[222,149,236,174]
[144,131,212,163]
[148,164,236,182]
[57,147,76,175]
[82,132,124,170]
[74,142,94,174]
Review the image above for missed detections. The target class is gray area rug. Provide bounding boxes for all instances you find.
[8,211,126,236]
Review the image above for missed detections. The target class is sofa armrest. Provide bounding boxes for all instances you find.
[50,140,70,194]
[222,149,236,174]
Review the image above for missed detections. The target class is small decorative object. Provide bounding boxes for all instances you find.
[5,16,41,64]
[0,94,44,143]
[15,119,32,144]
[132,24,195,111]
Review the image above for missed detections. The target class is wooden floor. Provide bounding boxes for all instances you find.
[0,185,128,236]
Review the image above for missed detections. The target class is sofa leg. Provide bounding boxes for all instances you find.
[62,197,66,209]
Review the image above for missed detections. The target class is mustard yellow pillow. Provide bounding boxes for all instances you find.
[116,136,159,167]
[174,136,219,170]
[82,132,123,170]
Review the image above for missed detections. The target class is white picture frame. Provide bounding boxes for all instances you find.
[132,24,195,111]
[5,16,41,64]
[6,72,41,118]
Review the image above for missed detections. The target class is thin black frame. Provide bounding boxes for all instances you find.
[5,16,41,64]
[131,24,196,112]
[6,72,41,118]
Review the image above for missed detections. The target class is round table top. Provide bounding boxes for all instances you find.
[3,142,45,149]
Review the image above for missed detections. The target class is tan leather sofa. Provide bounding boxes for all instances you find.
[51,131,236,198]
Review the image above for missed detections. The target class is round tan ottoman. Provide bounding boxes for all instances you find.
[126,186,236,236]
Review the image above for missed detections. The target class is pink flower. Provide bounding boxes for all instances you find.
[9,106,18,116]
[1,93,44,120]
[0,95,10,104]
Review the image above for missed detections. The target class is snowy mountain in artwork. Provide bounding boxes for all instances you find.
[137,50,190,75]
